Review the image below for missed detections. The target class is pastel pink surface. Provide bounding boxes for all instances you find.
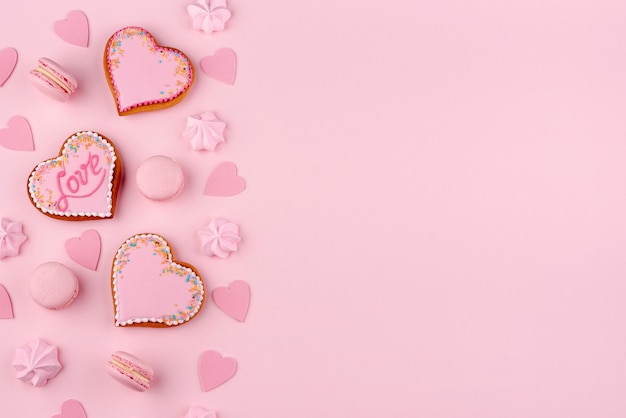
[212,280,250,322]
[198,350,237,391]
[0,283,13,319]
[3,1,626,417]
[28,132,117,218]
[204,161,245,196]
[65,229,101,270]
[0,116,34,151]
[0,47,17,86]
[112,234,204,326]
[105,27,193,113]
[52,400,87,418]
[53,10,89,47]
[200,48,237,85]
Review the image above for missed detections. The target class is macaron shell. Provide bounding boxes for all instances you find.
[29,58,77,101]
[106,362,148,391]
[28,71,71,101]
[136,155,184,201]
[29,262,79,309]
[107,351,153,391]
[38,58,78,91]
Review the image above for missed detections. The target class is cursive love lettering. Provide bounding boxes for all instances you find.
[55,152,106,211]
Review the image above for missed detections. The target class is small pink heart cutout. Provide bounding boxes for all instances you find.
[0,47,17,86]
[65,229,101,270]
[54,10,89,47]
[204,161,246,197]
[200,48,237,85]
[213,280,250,322]
[52,399,87,418]
[198,350,237,391]
[0,284,14,319]
[0,116,34,151]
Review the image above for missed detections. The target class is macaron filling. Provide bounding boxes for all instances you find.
[108,352,153,390]
[109,358,150,385]
[32,63,74,94]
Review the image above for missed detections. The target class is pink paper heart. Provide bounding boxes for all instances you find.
[52,399,87,418]
[213,280,250,322]
[0,116,34,151]
[105,27,194,115]
[65,229,101,270]
[112,234,205,327]
[54,10,89,47]
[0,47,17,86]
[0,284,14,319]
[204,162,246,197]
[200,48,237,85]
[198,350,237,391]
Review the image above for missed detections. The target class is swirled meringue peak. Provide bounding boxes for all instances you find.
[187,0,232,34]
[12,339,62,387]
[197,218,241,258]
[0,217,27,259]
[181,406,217,418]
[182,111,226,151]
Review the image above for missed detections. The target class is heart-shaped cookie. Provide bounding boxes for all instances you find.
[104,27,194,116]
[111,233,205,327]
[27,131,121,220]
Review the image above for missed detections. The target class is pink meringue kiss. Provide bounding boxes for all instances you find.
[181,406,217,418]
[0,217,27,259]
[12,339,62,387]
[182,111,226,152]
[187,0,232,34]
[197,218,241,258]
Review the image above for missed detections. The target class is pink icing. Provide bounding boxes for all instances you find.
[28,132,117,218]
[106,27,193,113]
[112,234,204,326]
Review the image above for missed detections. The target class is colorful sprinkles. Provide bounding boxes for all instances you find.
[106,27,194,113]
[112,233,204,326]
[27,131,116,218]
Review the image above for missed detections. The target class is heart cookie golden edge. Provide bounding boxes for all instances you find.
[103,26,195,116]
[26,131,123,221]
[111,233,206,328]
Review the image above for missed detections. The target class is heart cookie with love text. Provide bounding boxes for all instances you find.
[104,26,194,116]
[27,131,122,221]
[111,233,205,327]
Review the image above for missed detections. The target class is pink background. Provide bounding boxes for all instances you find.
[2,0,626,416]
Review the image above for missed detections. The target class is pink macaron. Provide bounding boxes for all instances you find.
[29,262,79,310]
[28,58,78,101]
[136,155,184,201]
[106,351,154,392]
